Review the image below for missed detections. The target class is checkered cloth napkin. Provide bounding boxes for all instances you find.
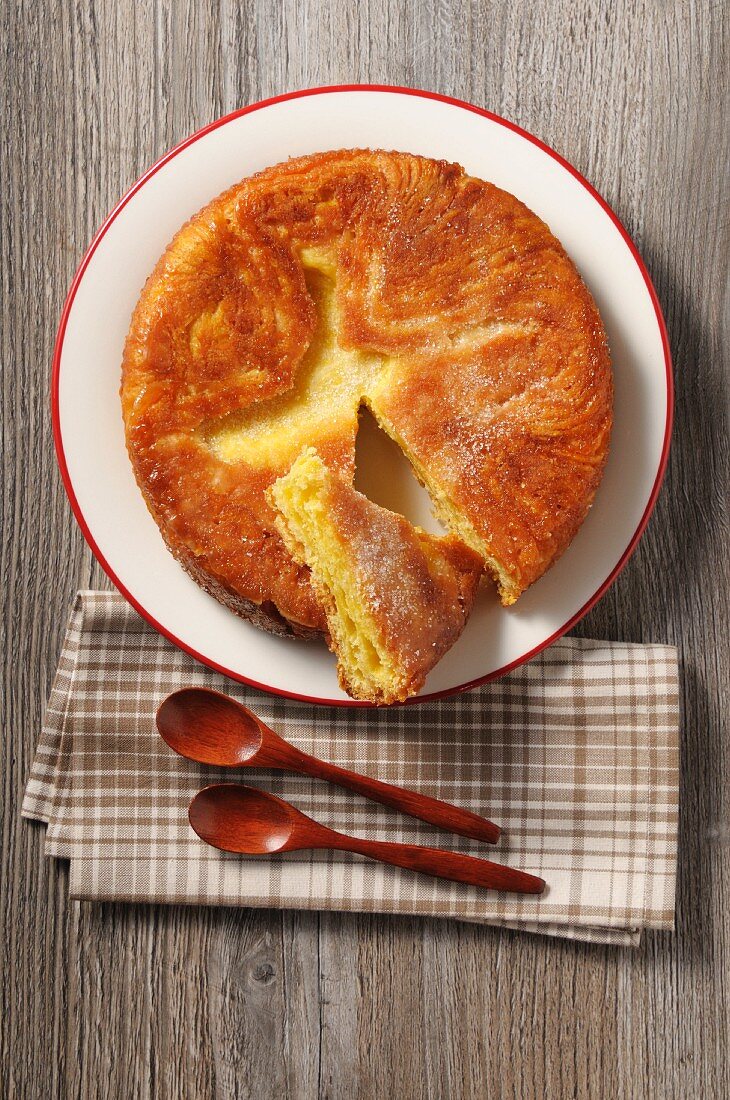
[23,592,680,945]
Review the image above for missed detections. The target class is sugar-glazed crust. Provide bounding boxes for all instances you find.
[121,150,612,635]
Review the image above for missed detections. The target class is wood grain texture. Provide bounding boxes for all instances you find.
[1,0,728,1097]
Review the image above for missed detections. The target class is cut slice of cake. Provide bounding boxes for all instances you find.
[267,448,483,704]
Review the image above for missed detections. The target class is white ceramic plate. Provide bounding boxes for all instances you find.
[53,85,672,706]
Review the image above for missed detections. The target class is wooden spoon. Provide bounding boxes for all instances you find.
[189,784,544,894]
[157,687,500,844]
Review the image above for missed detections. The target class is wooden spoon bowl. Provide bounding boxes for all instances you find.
[157,689,266,766]
[192,784,295,854]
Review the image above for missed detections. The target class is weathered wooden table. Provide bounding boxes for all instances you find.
[2,2,728,1096]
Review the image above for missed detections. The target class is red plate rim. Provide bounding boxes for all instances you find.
[51,83,674,708]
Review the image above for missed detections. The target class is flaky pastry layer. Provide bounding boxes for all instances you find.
[268,449,482,703]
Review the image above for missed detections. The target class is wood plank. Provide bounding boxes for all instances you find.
[1,0,727,1097]
[63,904,321,1099]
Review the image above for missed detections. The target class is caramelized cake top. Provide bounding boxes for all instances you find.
[122,150,612,637]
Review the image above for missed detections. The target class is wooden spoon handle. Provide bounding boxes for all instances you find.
[294,752,500,844]
[330,835,544,894]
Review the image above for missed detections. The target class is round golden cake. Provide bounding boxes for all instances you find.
[121,149,612,638]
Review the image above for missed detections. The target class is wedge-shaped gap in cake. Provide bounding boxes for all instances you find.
[353,406,445,535]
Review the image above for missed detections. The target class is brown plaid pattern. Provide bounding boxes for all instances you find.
[23,592,680,946]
